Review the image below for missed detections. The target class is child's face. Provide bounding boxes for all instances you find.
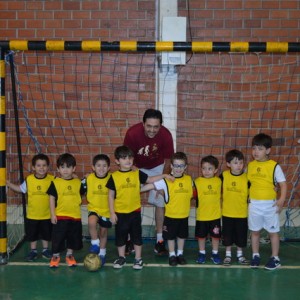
[57,163,75,180]
[171,159,187,177]
[32,159,49,178]
[201,162,218,178]
[227,157,244,175]
[92,160,110,177]
[252,145,270,162]
[116,156,134,171]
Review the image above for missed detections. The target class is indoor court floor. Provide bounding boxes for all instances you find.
[1,239,299,300]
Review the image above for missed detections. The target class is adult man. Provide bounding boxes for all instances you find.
[124,109,174,255]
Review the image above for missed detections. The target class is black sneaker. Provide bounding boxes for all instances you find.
[264,257,281,270]
[42,249,52,259]
[154,241,168,256]
[125,240,135,256]
[113,256,126,269]
[133,258,143,270]
[177,255,187,265]
[250,255,260,268]
[169,255,178,266]
[26,251,38,262]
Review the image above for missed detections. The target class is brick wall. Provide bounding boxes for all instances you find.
[1,0,300,203]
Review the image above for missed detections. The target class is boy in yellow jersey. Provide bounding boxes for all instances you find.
[106,146,174,270]
[47,153,85,268]
[7,154,54,261]
[220,150,249,266]
[247,133,287,270]
[82,154,112,266]
[194,155,222,265]
[141,152,194,266]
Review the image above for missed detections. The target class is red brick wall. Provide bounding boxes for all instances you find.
[1,1,300,203]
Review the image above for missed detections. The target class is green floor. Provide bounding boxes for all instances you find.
[1,239,300,300]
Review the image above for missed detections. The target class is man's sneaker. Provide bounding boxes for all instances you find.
[99,255,106,267]
[89,244,100,254]
[154,241,168,256]
[238,256,250,265]
[133,258,143,270]
[66,255,77,267]
[223,256,231,266]
[125,240,135,256]
[177,255,187,265]
[211,253,221,265]
[42,249,52,259]
[49,256,60,268]
[264,257,281,270]
[26,251,38,262]
[196,253,206,264]
[250,255,260,268]
[113,256,126,269]
[169,255,178,266]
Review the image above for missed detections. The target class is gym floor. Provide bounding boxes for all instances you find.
[1,238,299,300]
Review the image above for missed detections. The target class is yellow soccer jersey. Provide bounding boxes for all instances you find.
[154,174,193,219]
[86,172,110,218]
[26,174,54,220]
[221,170,248,218]
[247,159,277,200]
[194,176,222,221]
[50,177,82,219]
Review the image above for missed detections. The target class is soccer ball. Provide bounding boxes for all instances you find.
[83,253,102,272]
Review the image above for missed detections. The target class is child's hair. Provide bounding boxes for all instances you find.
[171,152,188,165]
[32,153,50,166]
[114,146,134,159]
[143,108,163,124]
[252,133,272,149]
[57,153,76,168]
[225,149,244,163]
[201,155,219,169]
[92,154,110,166]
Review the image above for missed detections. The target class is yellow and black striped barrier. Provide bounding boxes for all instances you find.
[0,40,300,52]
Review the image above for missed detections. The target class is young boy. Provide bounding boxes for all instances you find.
[47,153,85,268]
[7,153,54,261]
[106,145,173,270]
[220,149,249,266]
[194,155,222,265]
[141,152,194,266]
[82,154,112,266]
[247,133,287,270]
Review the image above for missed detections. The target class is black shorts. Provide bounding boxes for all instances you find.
[51,219,83,253]
[115,211,142,247]
[88,211,112,228]
[163,216,189,240]
[195,219,221,239]
[25,218,52,242]
[222,216,248,248]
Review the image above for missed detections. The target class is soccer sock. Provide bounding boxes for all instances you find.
[91,239,100,246]
[212,250,218,255]
[226,251,232,257]
[31,249,37,253]
[157,233,163,243]
[237,250,243,258]
[169,251,176,257]
[99,248,106,256]
[274,256,280,260]
[53,253,60,258]
[66,250,73,256]
[177,250,183,256]
[200,250,206,255]
[253,253,260,258]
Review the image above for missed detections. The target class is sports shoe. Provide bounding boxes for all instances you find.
[133,258,143,270]
[89,244,100,254]
[196,253,206,264]
[26,250,38,262]
[177,255,187,265]
[42,249,52,259]
[264,257,281,270]
[223,256,232,266]
[49,256,60,268]
[66,255,77,267]
[238,256,250,265]
[169,255,178,266]
[99,255,106,267]
[250,255,260,268]
[154,241,168,256]
[113,256,126,269]
[211,253,221,265]
[125,240,135,256]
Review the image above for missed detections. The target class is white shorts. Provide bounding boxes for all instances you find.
[141,164,165,208]
[248,200,280,233]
